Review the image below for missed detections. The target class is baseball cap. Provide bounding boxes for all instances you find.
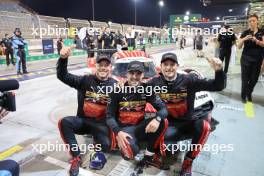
[127,61,144,73]
[161,53,178,64]
[96,54,111,64]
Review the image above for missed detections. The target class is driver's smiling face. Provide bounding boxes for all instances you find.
[161,60,178,80]
[127,71,144,86]
[96,60,111,80]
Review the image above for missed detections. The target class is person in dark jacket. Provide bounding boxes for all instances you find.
[218,25,237,73]
[148,53,226,176]
[2,33,15,66]
[57,45,117,176]
[106,61,169,170]
[237,14,264,103]
[56,37,63,54]
[12,28,28,74]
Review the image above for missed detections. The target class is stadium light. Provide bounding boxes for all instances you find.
[159,1,164,7]
[159,1,164,28]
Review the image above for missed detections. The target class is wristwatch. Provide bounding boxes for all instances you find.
[155,116,162,122]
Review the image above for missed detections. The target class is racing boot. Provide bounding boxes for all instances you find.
[138,154,170,170]
[179,157,193,176]
[69,156,81,176]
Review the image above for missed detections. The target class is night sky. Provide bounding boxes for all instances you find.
[21,0,248,27]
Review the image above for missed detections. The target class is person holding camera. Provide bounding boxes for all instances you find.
[238,14,264,103]
[0,80,20,176]
[0,109,20,176]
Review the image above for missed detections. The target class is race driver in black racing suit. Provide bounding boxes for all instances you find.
[148,53,226,176]
[106,61,169,170]
[57,45,117,176]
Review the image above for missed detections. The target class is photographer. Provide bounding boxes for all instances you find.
[0,79,20,175]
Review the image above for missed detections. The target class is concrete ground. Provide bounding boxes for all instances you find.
[0,43,263,176]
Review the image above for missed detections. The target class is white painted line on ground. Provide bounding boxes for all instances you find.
[107,159,133,176]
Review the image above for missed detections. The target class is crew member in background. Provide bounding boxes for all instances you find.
[84,32,95,57]
[218,25,237,73]
[2,33,15,66]
[102,27,115,49]
[57,37,63,54]
[126,27,136,50]
[114,30,125,51]
[237,14,264,103]
[97,26,106,49]
[12,28,28,75]
[196,33,204,57]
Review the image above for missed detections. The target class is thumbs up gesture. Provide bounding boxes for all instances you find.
[60,44,76,59]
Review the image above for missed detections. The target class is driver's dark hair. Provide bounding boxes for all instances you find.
[248,14,259,20]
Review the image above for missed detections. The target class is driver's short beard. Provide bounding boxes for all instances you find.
[163,71,177,81]
[96,72,109,81]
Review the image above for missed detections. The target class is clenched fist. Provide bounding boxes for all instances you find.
[207,57,223,71]
[60,44,76,59]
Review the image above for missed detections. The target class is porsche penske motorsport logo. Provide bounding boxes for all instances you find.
[85,91,109,105]
[119,101,146,112]
[159,92,187,103]
[83,91,109,119]
[159,92,188,118]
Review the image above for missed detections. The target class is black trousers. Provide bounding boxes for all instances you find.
[58,116,111,157]
[241,57,262,99]
[219,48,232,73]
[17,49,27,73]
[164,116,211,159]
[0,160,19,176]
[120,118,166,158]
[5,48,15,65]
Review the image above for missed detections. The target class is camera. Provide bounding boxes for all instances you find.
[0,80,19,112]
[0,92,16,111]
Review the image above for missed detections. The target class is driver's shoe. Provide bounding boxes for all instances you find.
[179,157,193,176]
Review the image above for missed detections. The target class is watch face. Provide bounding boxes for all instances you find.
[156,116,161,122]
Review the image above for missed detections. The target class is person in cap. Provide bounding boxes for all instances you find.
[12,28,28,74]
[57,45,117,176]
[148,52,226,176]
[106,61,169,170]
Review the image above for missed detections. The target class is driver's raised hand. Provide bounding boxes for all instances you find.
[207,57,223,71]
[60,44,76,59]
